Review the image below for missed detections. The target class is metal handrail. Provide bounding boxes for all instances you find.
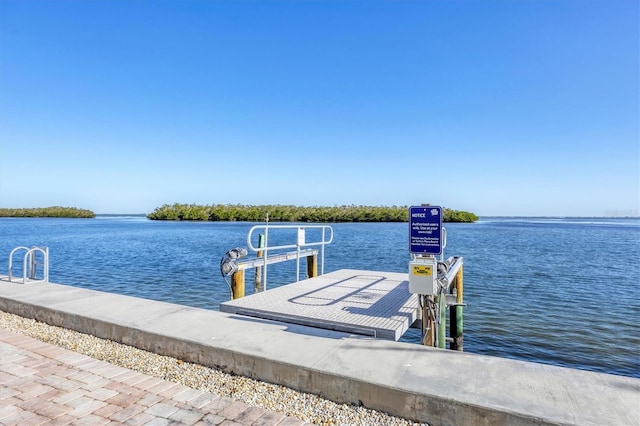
[246,224,333,290]
[8,246,29,282]
[8,246,49,283]
[23,247,49,284]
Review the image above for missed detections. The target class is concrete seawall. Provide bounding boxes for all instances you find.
[0,279,638,425]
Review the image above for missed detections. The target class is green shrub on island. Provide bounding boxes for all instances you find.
[147,203,478,223]
[443,209,479,223]
[0,206,95,218]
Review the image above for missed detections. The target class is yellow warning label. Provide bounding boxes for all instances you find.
[412,266,432,276]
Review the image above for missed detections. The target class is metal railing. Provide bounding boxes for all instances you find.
[246,224,333,290]
[8,246,49,284]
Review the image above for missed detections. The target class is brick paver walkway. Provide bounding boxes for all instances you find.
[0,328,310,426]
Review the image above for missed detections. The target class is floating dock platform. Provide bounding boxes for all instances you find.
[221,269,418,341]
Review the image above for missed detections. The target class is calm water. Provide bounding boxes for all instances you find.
[1,216,638,378]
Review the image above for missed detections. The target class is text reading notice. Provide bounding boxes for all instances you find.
[409,206,442,255]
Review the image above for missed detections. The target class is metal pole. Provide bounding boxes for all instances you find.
[321,226,326,275]
[30,249,37,280]
[438,292,447,349]
[263,213,269,291]
[254,233,265,293]
[44,247,49,282]
[296,227,301,282]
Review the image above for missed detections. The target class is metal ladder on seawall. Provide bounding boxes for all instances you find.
[8,246,49,283]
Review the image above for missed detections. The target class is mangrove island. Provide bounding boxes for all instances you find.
[147,204,478,223]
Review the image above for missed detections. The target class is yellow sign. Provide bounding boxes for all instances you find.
[412,265,432,276]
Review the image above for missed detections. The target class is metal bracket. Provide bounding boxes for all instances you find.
[445,294,467,307]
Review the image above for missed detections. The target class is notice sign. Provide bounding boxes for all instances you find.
[409,206,442,255]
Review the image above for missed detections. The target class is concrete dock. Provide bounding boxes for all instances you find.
[0,276,639,425]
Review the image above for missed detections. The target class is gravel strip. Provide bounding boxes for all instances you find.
[0,310,423,425]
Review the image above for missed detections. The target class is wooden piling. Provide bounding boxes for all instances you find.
[231,269,245,299]
[456,265,464,350]
[449,293,457,350]
[306,254,318,279]
[450,265,464,351]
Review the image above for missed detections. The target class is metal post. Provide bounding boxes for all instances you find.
[321,227,326,275]
[438,293,447,349]
[44,246,49,282]
[296,227,301,282]
[263,213,269,291]
[29,249,37,280]
[254,233,265,293]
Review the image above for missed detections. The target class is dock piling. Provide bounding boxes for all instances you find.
[449,265,464,350]
[455,265,464,350]
[231,269,245,299]
[306,254,317,279]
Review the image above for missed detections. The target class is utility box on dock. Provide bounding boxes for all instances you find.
[409,257,438,295]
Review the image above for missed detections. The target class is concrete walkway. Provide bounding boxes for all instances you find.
[0,328,308,426]
[1,278,639,425]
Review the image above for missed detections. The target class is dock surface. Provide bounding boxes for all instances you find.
[221,269,418,340]
[1,274,639,425]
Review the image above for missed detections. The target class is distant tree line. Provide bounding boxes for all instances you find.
[0,206,95,218]
[147,203,478,223]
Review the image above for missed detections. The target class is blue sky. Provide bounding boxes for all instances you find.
[1,0,638,216]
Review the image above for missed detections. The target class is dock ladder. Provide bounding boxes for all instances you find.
[8,246,49,284]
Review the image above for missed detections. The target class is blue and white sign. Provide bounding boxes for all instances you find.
[409,206,443,255]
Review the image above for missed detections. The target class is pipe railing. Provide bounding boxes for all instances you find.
[8,246,49,284]
[246,224,333,291]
